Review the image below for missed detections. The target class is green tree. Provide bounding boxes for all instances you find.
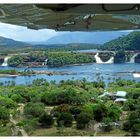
[108,105,121,121]
[101,117,113,132]
[0,106,10,125]
[70,106,82,119]
[123,110,140,136]
[0,96,16,109]
[114,51,126,63]
[39,113,54,128]
[93,103,108,122]
[8,55,24,67]
[24,102,45,118]
[57,112,74,127]
[32,78,49,86]
[76,112,92,129]
[11,94,25,103]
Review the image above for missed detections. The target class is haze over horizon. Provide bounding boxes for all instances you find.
[0,22,135,45]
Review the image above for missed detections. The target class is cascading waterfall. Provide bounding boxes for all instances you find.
[42,58,48,66]
[133,73,140,78]
[1,56,11,66]
[129,53,138,63]
[94,53,114,64]
[94,53,103,63]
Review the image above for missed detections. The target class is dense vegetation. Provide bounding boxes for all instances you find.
[0,78,140,136]
[0,69,35,76]
[1,31,140,54]
[1,31,140,136]
[7,52,95,67]
[2,31,140,67]
[101,31,140,51]
[135,54,140,63]
[0,38,99,54]
[47,52,95,67]
[114,51,126,63]
[8,55,24,67]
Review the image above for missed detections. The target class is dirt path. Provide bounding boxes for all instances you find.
[10,104,28,136]
[93,123,102,136]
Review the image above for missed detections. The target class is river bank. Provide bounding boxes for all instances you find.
[1,50,140,68]
[0,70,77,77]
[0,55,140,85]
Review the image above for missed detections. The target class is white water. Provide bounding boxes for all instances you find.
[94,53,103,63]
[133,73,140,78]
[129,53,138,63]
[42,58,48,66]
[1,56,11,66]
[94,53,114,64]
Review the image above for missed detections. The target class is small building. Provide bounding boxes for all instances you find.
[114,98,127,102]
[116,91,127,98]
[98,91,111,98]
[98,90,127,103]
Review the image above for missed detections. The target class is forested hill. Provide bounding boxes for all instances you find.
[0,35,99,53]
[0,36,30,49]
[101,31,140,51]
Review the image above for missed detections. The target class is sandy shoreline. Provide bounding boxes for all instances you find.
[0,74,19,77]
[0,70,77,77]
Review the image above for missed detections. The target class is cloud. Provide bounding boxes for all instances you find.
[0,22,60,42]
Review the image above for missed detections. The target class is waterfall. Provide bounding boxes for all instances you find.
[42,58,48,66]
[1,56,11,66]
[94,53,103,63]
[94,53,114,64]
[129,53,138,63]
[133,73,140,78]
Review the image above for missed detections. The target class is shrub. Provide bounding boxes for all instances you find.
[0,106,10,125]
[0,96,16,109]
[39,113,54,128]
[93,103,108,122]
[101,117,113,132]
[8,55,24,67]
[57,112,74,127]
[76,112,92,129]
[51,104,70,118]
[70,106,82,119]
[11,94,25,103]
[17,118,38,134]
[24,102,45,118]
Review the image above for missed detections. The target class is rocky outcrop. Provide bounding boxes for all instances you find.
[135,54,140,63]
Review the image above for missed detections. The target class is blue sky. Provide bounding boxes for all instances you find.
[0,22,62,42]
[0,22,134,43]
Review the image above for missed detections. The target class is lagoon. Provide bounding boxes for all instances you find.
[0,63,140,85]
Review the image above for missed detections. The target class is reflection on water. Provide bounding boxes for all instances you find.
[0,63,140,85]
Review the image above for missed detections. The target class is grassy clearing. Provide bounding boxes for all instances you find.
[97,129,129,136]
[0,126,12,136]
[30,126,96,136]
[30,127,128,136]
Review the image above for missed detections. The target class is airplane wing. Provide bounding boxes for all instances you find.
[0,4,140,31]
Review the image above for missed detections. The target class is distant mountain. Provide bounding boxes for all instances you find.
[101,31,140,51]
[39,31,130,45]
[0,31,132,51]
[32,43,100,51]
[0,36,99,52]
[0,36,30,49]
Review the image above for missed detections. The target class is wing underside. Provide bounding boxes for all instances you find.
[0,4,140,31]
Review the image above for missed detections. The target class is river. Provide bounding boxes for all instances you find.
[0,63,140,85]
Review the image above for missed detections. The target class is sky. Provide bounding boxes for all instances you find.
[0,22,62,42]
[0,22,134,44]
